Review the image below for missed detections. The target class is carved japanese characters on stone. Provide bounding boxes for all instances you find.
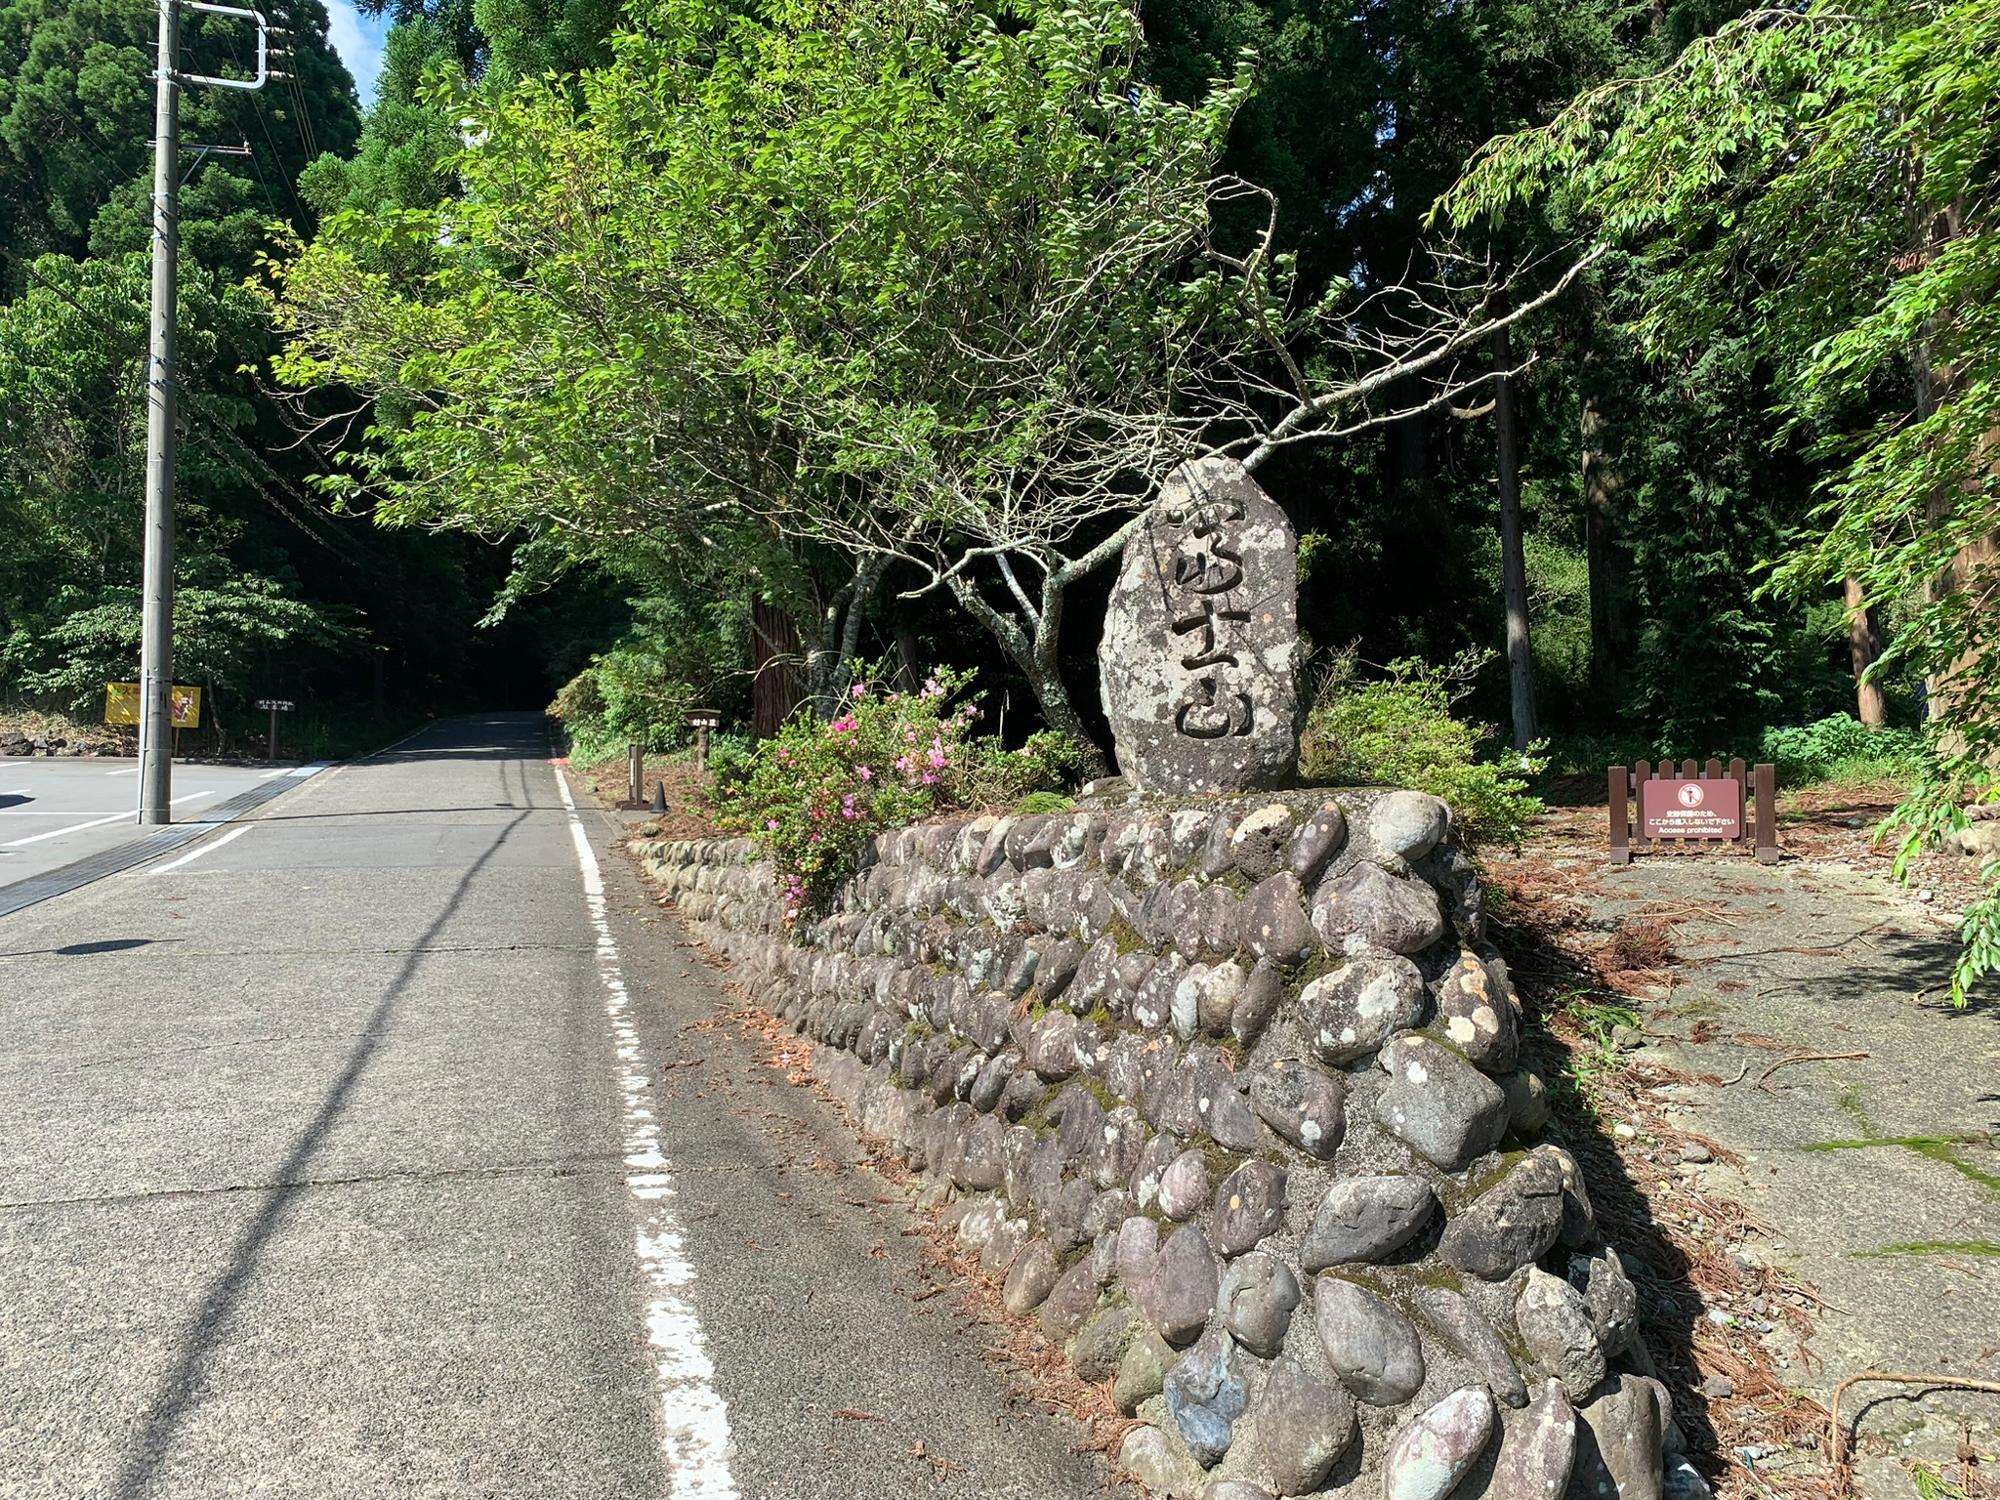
[1098,456,1300,794]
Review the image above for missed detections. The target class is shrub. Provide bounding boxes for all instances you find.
[548,646,696,765]
[1017,789,1078,815]
[715,665,1078,917]
[1758,713,1926,787]
[1300,649,1544,846]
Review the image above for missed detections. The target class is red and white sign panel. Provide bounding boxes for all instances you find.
[1639,777,1744,839]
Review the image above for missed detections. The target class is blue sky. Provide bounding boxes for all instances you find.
[324,0,391,106]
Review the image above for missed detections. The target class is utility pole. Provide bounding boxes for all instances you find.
[137,0,274,824]
[137,0,180,823]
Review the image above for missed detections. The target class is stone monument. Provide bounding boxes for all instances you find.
[1098,455,1300,795]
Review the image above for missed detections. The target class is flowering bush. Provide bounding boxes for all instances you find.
[715,665,1080,918]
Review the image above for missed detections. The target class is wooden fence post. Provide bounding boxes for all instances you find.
[1754,761,1779,864]
[1608,766,1631,864]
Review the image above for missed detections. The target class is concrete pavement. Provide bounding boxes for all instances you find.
[0,714,1105,1499]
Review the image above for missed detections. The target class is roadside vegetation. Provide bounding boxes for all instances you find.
[5,0,1996,998]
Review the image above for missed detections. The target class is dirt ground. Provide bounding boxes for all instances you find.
[574,750,725,840]
[1490,786,2000,1500]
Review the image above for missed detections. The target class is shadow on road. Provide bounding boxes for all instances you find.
[108,809,531,1496]
[0,937,171,960]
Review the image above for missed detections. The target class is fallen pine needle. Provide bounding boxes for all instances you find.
[1757,1051,1869,1091]
[830,1408,882,1422]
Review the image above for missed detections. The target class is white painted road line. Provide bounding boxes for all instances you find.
[1,790,220,848]
[553,761,740,1499]
[121,823,252,878]
[106,767,138,776]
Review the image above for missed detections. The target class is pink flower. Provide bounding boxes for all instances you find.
[920,676,942,699]
[830,716,857,733]
[921,771,938,786]
[809,832,822,843]
[851,683,866,698]
[857,765,873,782]
[904,728,917,744]
[894,755,912,773]
[766,818,780,831]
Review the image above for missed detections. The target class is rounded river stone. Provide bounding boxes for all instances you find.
[1301,953,1428,1064]
[1241,873,1317,966]
[1212,1160,1288,1257]
[1516,1266,1607,1401]
[1218,1251,1300,1358]
[1302,1174,1436,1270]
[1487,1379,1577,1500]
[1369,790,1450,862]
[1252,1355,1357,1495]
[1382,1386,1496,1500]
[1374,1035,1509,1171]
[1247,1057,1346,1159]
[1438,1152,1564,1280]
[1434,949,1519,1073]
[1164,1326,1251,1467]
[1311,862,1447,956]
[1312,1275,1426,1406]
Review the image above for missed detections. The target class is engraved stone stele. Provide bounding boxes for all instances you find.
[1098,455,1300,795]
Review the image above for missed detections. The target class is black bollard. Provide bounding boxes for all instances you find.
[650,781,667,814]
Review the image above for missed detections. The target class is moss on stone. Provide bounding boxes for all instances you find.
[1106,915,1147,956]
[1199,1141,1246,1184]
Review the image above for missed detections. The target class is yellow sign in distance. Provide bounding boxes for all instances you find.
[104,682,201,729]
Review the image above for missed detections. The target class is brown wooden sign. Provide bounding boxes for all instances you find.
[1610,759,1778,865]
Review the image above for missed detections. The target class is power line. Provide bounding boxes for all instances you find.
[1,245,354,561]
[23,103,354,546]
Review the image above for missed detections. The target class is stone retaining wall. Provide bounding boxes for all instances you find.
[634,789,1699,1500]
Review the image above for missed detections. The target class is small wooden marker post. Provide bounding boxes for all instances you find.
[684,708,721,775]
[1609,758,1778,866]
[628,740,644,806]
[256,698,293,762]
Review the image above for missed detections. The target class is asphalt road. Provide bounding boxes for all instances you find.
[0,714,1104,1500]
[0,758,297,890]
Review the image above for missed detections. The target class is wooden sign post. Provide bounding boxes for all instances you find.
[256,698,294,762]
[1609,759,1778,865]
[684,709,721,775]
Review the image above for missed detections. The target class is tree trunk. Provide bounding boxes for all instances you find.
[945,568,1111,781]
[1018,656,1109,778]
[806,556,885,718]
[1909,194,2000,751]
[893,628,921,692]
[1843,576,1887,727]
[1581,391,1629,705]
[749,597,805,737]
[1494,321,1539,751]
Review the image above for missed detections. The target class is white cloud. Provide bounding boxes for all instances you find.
[323,0,388,106]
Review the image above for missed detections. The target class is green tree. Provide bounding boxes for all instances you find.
[1441,0,2000,1000]
[275,0,1584,760]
